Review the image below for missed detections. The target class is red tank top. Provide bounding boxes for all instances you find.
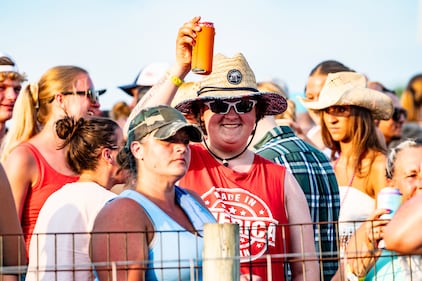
[20,143,79,254]
[180,143,290,281]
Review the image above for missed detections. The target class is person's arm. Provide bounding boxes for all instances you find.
[0,164,27,267]
[91,197,151,281]
[3,146,36,220]
[124,16,201,139]
[123,17,200,138]
[284,171,319,281]
[384,193,422,254]
[343,208,389,278]
[370,154,389,198]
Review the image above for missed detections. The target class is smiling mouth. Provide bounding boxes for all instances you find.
[222,124,240,128]
[87,110,94,116]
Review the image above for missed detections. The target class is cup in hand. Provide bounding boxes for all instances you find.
[192,22,215,75]
[377,187,402,220]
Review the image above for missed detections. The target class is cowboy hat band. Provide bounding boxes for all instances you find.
[301,72,393,120]
[174,53,287,116]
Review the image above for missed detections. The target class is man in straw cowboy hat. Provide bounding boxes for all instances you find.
[125,16,319,281]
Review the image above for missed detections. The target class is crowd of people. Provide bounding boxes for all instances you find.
[0,16,421,281]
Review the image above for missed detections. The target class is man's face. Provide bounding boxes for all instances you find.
[0,77,21,123]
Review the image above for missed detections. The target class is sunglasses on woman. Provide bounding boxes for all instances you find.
[203,99,257,114]
[61,89,106,104]
[323,105,351,117]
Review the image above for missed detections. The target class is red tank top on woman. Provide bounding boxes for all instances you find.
[19,143,79,254]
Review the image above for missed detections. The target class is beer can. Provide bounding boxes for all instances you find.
[377,187,402,220]
[192,22,215,75]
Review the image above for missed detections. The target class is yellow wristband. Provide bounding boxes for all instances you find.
[170,75,184,87]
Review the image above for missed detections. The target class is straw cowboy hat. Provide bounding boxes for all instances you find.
[300,72,393,120]
[174,53,287,116]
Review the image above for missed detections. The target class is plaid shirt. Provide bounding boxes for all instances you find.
[254,125,340,280]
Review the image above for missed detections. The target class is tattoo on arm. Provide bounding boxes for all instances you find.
[130,71,171,116]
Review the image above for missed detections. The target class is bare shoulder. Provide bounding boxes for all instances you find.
[3,144,38,186]
[93,197,151,232]
[284,170,302,195]
[361,150,387,173]
[369,151,388,196]
[373,151,387,165]
[370,152,388,177]
[4,144,36,168]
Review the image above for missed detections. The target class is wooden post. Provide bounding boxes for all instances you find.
[203,223,240,281]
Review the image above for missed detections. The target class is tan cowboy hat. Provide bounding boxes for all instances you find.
[300,72,393,120]
[174,53,287,115]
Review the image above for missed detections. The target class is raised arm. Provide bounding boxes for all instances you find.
[125,17,200,124]
[123,17,201,138]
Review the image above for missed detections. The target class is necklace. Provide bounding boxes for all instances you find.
[334,155,356,207]
[201,122,257,167]
[203,140,249,167]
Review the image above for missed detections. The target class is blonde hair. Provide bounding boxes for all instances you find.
[110,101,131,121]
[257,81,296,121]
[1,65,88,162]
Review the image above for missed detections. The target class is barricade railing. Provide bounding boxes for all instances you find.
[0,220,420,280]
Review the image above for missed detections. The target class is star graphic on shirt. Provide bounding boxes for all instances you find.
[229,206,237,214]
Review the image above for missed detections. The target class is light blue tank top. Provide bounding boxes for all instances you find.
[119,186,216,281]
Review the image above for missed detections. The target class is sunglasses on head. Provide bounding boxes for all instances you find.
[61,89,106,104]
[392,108,407,122]
[203,99,257,115]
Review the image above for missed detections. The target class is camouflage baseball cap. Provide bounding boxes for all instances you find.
[126,105,203,145]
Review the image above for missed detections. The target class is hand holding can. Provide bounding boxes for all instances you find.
[377,187,402,220]
[377,187,402,248]
[192,22,215,75]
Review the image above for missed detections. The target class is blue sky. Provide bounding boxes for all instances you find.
[2,0,421,111]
